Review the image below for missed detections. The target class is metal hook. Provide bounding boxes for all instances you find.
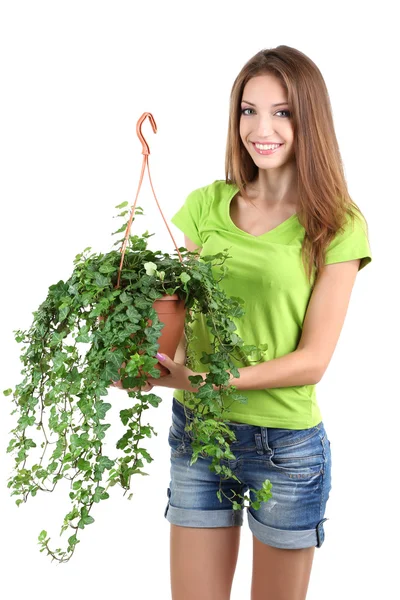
[136,112,157,156]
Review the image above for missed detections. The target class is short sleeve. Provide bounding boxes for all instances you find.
[324,210,372,271]
[170,187,207,247]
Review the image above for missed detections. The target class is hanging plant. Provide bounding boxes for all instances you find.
[3,113,272,563]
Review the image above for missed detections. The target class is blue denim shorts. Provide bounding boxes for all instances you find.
[164,397,332,550]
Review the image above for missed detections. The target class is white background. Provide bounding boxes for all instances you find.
[0,1,398,598]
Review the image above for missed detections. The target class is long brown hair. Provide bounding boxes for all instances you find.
[225,45,369,285]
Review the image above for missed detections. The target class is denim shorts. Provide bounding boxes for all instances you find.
[164,397,332,550]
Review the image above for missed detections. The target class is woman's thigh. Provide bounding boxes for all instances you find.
[170,524,241,600]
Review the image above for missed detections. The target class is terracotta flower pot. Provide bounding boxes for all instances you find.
[98,293,186,384]
[151,294,186,375]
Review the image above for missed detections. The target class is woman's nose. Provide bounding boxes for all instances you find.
[256,117,274,137]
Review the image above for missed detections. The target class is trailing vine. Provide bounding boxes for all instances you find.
[3,201,272,563]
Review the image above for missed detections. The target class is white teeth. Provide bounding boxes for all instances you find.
[255,143,281,150]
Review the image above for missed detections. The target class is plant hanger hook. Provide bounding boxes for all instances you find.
[136,112,157,155]
[116,112,183,288]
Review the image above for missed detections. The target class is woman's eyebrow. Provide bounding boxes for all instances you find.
[241,100,289,107]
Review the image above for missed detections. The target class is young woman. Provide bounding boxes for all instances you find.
[145,46,372,600]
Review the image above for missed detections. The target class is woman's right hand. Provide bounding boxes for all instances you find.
[109,356,153,392]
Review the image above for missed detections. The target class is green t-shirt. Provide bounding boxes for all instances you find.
[170,179,372,429]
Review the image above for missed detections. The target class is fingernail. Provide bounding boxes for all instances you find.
[156,352,165,361]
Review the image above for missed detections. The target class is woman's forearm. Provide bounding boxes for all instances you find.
[200,349,321,391]
[173,330,187,365]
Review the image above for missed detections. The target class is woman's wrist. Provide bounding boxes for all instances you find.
[197,371,236,392]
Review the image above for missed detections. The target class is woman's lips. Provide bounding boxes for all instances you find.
[252,143,283,155]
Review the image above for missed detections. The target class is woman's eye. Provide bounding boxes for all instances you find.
[240,108,291,117]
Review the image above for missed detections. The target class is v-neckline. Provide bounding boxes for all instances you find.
[226,185,298,239]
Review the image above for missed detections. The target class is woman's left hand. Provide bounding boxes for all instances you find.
[148,353,204,392]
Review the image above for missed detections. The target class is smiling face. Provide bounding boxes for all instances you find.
[239,73,295,168]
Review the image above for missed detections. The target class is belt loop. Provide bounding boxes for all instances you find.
[255,433,264,455]
[261,428,270,453]
[261,427,274,457]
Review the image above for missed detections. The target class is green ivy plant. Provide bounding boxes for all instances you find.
[3,201,272,563]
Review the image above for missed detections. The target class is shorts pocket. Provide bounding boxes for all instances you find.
[168,426,188,456]
[168,417,193,457]
[269,429,325,477]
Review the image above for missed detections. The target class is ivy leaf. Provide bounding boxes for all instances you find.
[96,456,115,474]
[94,273,110,288]
[93,486,110,503]
[68,534,80,547]
[77,514,95,529]
[147,394,162,408]
[99,264,117,274]
[38,530,47,542]
[134,297,150,309]
[17,415,35,430]
[120,408,133,426]
[119,290,131,304]
[180,272,190,284]
[52,351,68,372]
[137,448,153,463]
[126,306,141,323]
[76,325,91,343]
[102,361,121,383]
[94,401,111,420]
[93,423,111,440]
[76,458,91,471]
[144,262,157,276]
